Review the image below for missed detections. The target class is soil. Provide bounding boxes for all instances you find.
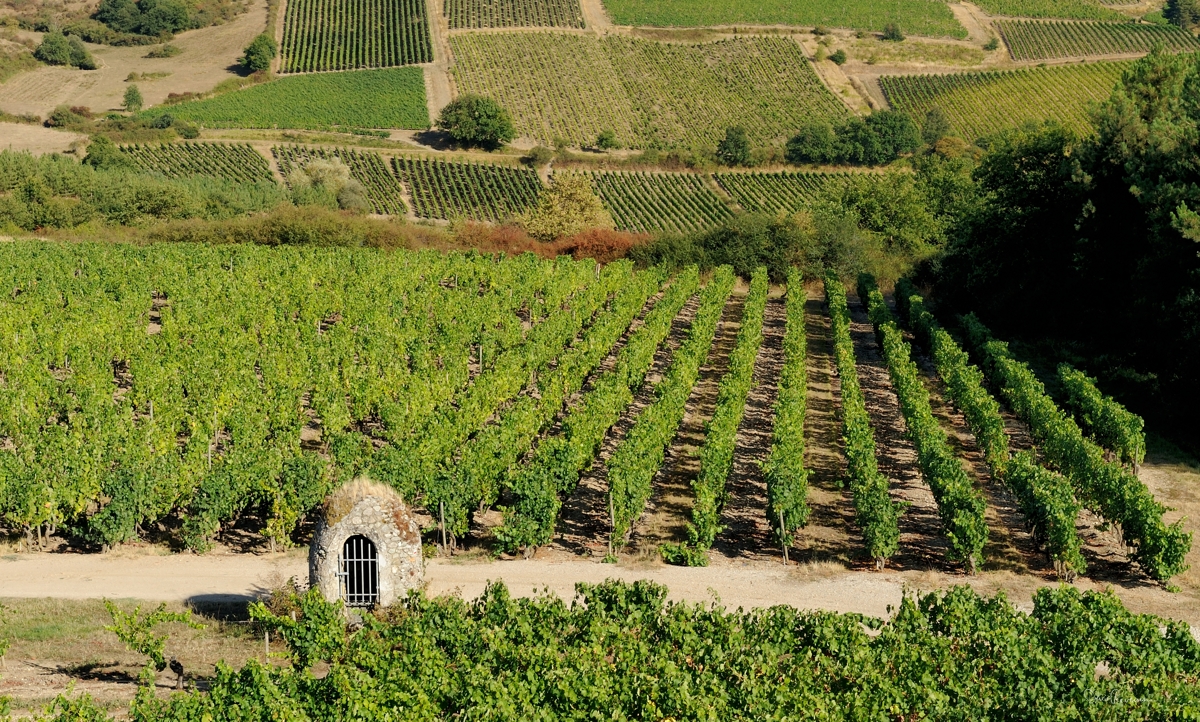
[578,0,614,34]
[0,0,267,117]
[422,0,454,121]
[711,287,788,561]
[629,289,746,555]
[0,122,86,154]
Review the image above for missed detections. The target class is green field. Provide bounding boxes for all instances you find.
[274,145,408,215]
[151,69,429,130]
[580,171,733,233]
[394,157,542,222]
[879,61,1128,141]
[119,143,275,184]
[280,0,433,72]
[446,0,585,28]
[996,19,1200,61]
[600,0,966,37]
[971,0,1122,20]
[716,171,861,215]
[449,34,848,149]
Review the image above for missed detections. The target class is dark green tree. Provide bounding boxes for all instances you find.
[785,121,839,164]
[436,94,515,150]
[34,32,74,66]
[1165,0,1200,29]
[715,126,752,166]
[922,107,951,144]
[83,135,134,170]
[866,110,921,158]
[68,36,97,69]
[829,48,847,65]
[596,129,619,150]
[836,118,886,165]
[240,33,276,72]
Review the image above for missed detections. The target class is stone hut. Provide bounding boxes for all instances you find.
[309,479,423,608]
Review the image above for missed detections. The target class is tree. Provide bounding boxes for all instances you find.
[1165,0,1200,29]
[786,121,839,164]
[520,174,612,242]
[522,145,553,168]
[596,129,618,150]
[922,107,951,145]
[124,84,143,112]
[436,94,515,150]
[716,126,752,167]
[83,136,133,169]
[68,36,97,69]
[837,118,886,165]
[866,110,921,158]
[241,33,276,72]
[34,32,74,66]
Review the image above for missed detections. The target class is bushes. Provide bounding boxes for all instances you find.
[95,0,191,37]
[715,126,751,167]
[34,32,97,69]
[240,33,276,72]
[787,110,920,166]
[520,173,612,242]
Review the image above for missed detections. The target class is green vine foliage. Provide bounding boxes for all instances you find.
[1058,363,1146,470]
[860,275,987,573]
[825,273,901,567]
[961,314,1192,582]
[764,268,810,547]
[896,279,1086,579]
[607,267,735,550]
[96,580,1200,720]
[495,267,700,554]
[663,267,768,565]
[103,601,204,686]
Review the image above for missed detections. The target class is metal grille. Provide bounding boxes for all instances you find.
[338,535,379,608]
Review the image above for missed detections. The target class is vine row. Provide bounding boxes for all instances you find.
[765,268,809,548]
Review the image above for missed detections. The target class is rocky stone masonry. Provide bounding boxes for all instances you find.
[309,481,424,607]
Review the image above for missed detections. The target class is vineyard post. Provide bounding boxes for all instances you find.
[439,502,446,555]
[264,629,270,660]
[779,508,788,565]
[608,494,614,558]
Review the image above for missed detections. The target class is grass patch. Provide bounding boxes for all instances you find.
[150,68,430,131]
[600,0,966,38]
[848,38,986,66]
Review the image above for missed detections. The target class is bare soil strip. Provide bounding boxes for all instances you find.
[846,294,951,572]
[788,286,857,564]
[551,293,702,557]
[629,290,747,555]
[712,287,787,561]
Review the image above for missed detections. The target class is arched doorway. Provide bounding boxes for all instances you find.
[339,534,379,607]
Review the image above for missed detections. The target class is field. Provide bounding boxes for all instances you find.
[599,0,967,37]
[445,0,585,28]
[149,68,430,130]
[996,19,1200,61]
[279,0,433,72]
[970,0,1123,20]
[449,34,848,149]
[716,171,860,215]
[273,145,408,215]
[119,142,275,184]
[393,157,542,222]
[879,61,1129,141]
[580,171,733,233]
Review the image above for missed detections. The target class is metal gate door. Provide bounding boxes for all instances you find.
[338,535,379,607]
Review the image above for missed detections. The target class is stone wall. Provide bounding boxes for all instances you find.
[309,493,423,607]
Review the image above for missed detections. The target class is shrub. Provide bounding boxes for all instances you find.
[68,36,97,69]
[829,49,847,65]
[883,23,905,41]
[436,94,515,150]
[521,145,554,168]
[145,43,182,58]
[124,84,143,112]
[83,136,133,170]
[240,33,276,72]
[287,158,368,212]
[596,129,619,150]
[150,113,174,129]
[984,37,1000,51]
[785,121,839,164]
[715,126,752,167]
[174,121,199,139]
[922,107,951,144]
[34,32,74,66]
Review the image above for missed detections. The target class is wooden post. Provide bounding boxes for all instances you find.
[779,509,789,565]
[439,501,447,555]
[265,630,270,659]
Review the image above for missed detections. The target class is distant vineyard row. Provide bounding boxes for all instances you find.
[279,0,433,72]
[445,0,584,29]
[996,19,1200,61]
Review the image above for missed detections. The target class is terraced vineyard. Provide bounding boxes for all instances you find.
[879,61,1128,140]
[280,0,433,72]
[449,34,848,149]
[579,171,733,233]
[971,0,1121,20]
[445,0,585,28]
[153,69,429,131]
[996,19,1200,61]
[393,157,542,222]
[715,171,860,215]
[119,143,275,184]
[274,146,408,215]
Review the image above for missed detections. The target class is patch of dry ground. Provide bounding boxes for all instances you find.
[0,0,266,117]
[0,122,86,154]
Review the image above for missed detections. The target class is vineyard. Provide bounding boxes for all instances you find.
[393,157,542,222]
[119,143,275,184]
[0,242,1189,586]
[279,0,433,72]
[715,171,862,215]
[445,0,584,28]
[449,34,848,149]
[971,0,1123,20]
[879,61,1128,141]
[153,68,429,131]
[996,19,1200,61]
[599,0,967,38]
[579,171,733,233]
[273,145,408,215]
